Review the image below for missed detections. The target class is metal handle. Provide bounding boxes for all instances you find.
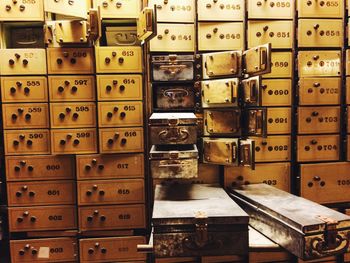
[158,128,189,143]
[311,235,349,256]
[159,64,187,76]
[115,33,138,46]
[163,88,189,101]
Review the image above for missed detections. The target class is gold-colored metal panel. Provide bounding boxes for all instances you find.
[201,78,239,107]
[198,22,244,51]
[299,77,341,105]
[2,103,49,129]
[297,135,340,162]
[197,0,244,21]
[51,128,97,155]
[297,0,343,18]
[248,0,294,19]
[149,0,195,22]
[204,109,241,135]
[298,19,343,47]
[224,162,291,192]
[0,0,44,21]
[266,107,291,135]
[202,51,242,79]
[0,49,47,75]
[298,106,340,134]
[298,50,341,77]
[99,127,144,153]
[150,23,195,52]
[98,101,143,128]
[44,0,90,18]
[203,138,239,165]
[247,20,294,49]
[54,20,88,44]
[263,52,293,78]
[95,0,140,19]
[4,129,50,155]
[253,136,291,162]
[95,46,142,73]
[261,79,292,106]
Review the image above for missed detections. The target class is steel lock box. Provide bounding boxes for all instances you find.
[297,0,343,18]
[248,0,294,19]
[0,49,46,75]
[47,48,94,74]
[266,107,291,135]
[76,154,144,180]
[10,237,78,263]
[4,129,50,155]
[78,204,145,231]
[8,205,77,232]
[263,51,293,78]
[297,135,340,162]
[6,155,74,182]
[95,46,142,73]
[2,103,49,129]
[1,77,48,103]
[149,0,195,22]
[77,179,144,205]
[48,75,96,102]
[204,109,241,136]
[261,79,292,106]
[51,129,97,155]
[253,136,291,162]
[52,20,88,45]
[150,24,195,52]
[201,78,239,108]
[44,0,90,18]
[99,127,144,153]
[95,0,140,19]
[197,0,244,21]
[50,102,96,128]
[10,27,45,48]
[298,19,343,48]
[97,74,142,101]
[298,77,341,105]
[300,162,350,204]
[98,101,143,128]
[198,22,244,51]
[224,162,291,192]
[7,180,76,206]
[247,20,294,49]
[298,50,341,77]
[298,106,340,134]
[0,0,44,21]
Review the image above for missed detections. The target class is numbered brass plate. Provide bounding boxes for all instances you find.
[253,136,291,162]
[261,79,292,106]
[202,51,242,79]
[203,138,239,165]
[248,0,294,19]
[263,52,292,78]
[297,0,343,18]
[44,0,90,18]
[197,0,244,21]
[149,0,195,22]
[95,0,140,19]
[0,0,44,21]
[201,78,239,107]
[204,109,241,136]
[266,107,291,135]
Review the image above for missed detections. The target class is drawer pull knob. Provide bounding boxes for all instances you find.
[93,210,99,215]
[5,5,11,11]
[14,166,21,171]
[70,58,76,64]
[261,141,268,146]
[13,140,20,146]
[313,82,320,87]
[94,242,100,248]
[99,190,105,196]
[313,176,321,181]
[30,216,36,222]
[113,107,119,112]
[73,139,80,145]
[307,30,312,36]
[66,134,72,139]
[17,217,23,223]
[255,146,260,152]
[319,30,324,36]
[9,59,15,65]
[58,86,65,93]
[311,139,317,145]
[105,57,111,64]
[15,53,21,59]
[59,113,66,119]
[19,250,25,256]
[269,32,274,37]
[93,185,98,190]
[112,80,118,85]
[24,87,30,94]
[305,146,310,151]
[270,2,274,7]
[92,159,97,165]
[306,117,311,123]
[57,58,63,65]
[26,140,33,146]
[256,1,262,5]
[157,4,162,9]
[29,191,35,197]
[206,33,211,39]
[106,85,112,92]
[12,114,18,120]
[101,248,107,253]
[308,182,313,187]
[157,35,163,40]
[86,190,92,196]
[120,112,126,118]
[311,111,319,116]
[16,191,22,197]
[263,26,269,31]
[118,57,124,64]
[63,52,69,58]
[19,134,25,140]
[20,161,27,166]
[88,248,94,254]
[121,138,127,145]
[71,86,78,93]
[85,164,91,171]
[114,132,120,138]
[112,52,117,57]
[68,0,74,5]
[313,55,319,60]
[119,85,125,91]
[87,216,93,222]
[206,3,211,7]
[319,0,325,6]
[320,181,326,187]
[307,0,312,5]
[22,59,28,65]
[18,108,24,114]
[66,107,71,113]
[108,139,114,145]
[23,211,29,216]
[100,215,106,221]
[219,3,225,8]
[313,24,320,30]
[98,164,104,170]
[60,139,66,145]
[19,4,25,11]
[107,112,113,118]
[64,80,70,86]
[27,165,34,172]
[31,249,38,255]
[22,185,28,191]
[72,113,79,119]
[116,2,122,8]
[10,87,16,94]
[25,114,31,120]
[24,244,30,249]
[256,32,261,37]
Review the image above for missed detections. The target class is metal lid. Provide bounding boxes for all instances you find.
[149,144,198,160]
[149,112,197,126]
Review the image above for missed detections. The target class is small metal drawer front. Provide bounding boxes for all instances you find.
[76,154,144,180]
[4,129,50,155]
[53,20,88,44]
[224,162,290,191]
[44,0,90,18]
[99,127,144,153]
[150,125,197,145]
[48,75,96,102]
[10,27,44,49]
[78,204,146,231]
[204,109,241,136]
[298,106,340,134]
[79,236,146,262]
[263,52,293,78]
[95,46,142,73]
[155,84,198,109]
[201,78,239,108]
[97,74,142,101]
[299,77,341,105]
[50,102,96,128]
[2,103,49,129]
[297,135,340,162]
[95,0,140,19]
[47,48,94,74]
[6,155,74,182]
[0,0,44,21]
[203,138,239,166]
[297,0,343,18]
[300,162,350,204]
[1,77,48,103]
[198,22,244,51]
[247,20,294,49]
[149,0,195,22]
[151,157,198,179]
[266,107,291,135]
[77,179,144,205]
[0,49,47,75]
[150,24,195,52]
[105,26,140,46]
[51,128,97,155]
[261,79,292,106]
[10,237,78,263]
[152,55,194,81]
[298,50,341,77]
[248,0,294,19]
[298,19,343,48]
[98,101,143,128]
[8,205,77,232]
[253,136,291,162]
[197,0,244,21]
[7,180,76,206]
